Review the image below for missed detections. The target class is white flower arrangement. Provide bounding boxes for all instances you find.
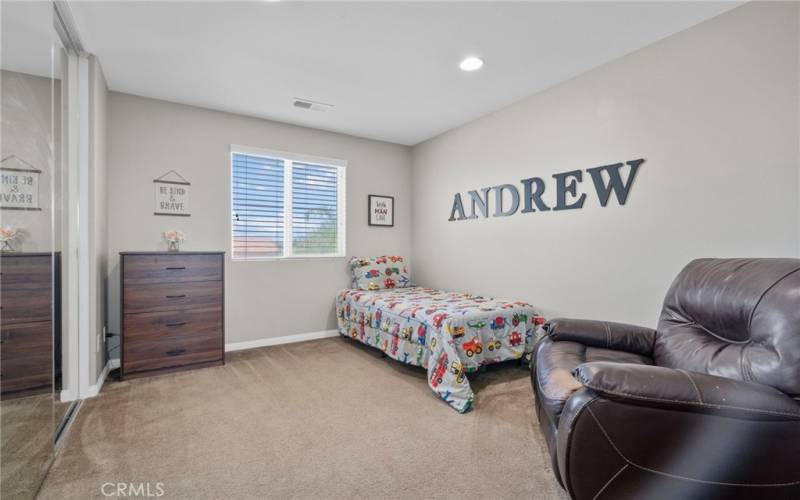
[0,226,21,252]
[162,230,185,251]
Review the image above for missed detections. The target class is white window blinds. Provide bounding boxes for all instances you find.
[231,148,345,260]
[291,163,340,255]
[232,153,285,259]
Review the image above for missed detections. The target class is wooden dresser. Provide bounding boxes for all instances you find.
[120,252,224,380]
[0,253,59,397]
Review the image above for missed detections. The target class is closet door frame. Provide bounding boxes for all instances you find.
[53,0,91,442]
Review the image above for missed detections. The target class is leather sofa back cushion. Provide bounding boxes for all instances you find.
[656,258,800,397]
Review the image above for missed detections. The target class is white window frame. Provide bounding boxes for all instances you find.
[230,144,347,261]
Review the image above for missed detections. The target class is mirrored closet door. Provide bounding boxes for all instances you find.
[1,2,82,498]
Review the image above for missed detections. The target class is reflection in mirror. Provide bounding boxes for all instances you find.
[52,44,71,436]
[1,1,66,498]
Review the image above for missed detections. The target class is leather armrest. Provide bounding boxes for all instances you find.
[574,361,800,421]
[544,318,655,357]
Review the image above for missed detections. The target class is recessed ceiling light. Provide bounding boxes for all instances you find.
[459,56,484,72]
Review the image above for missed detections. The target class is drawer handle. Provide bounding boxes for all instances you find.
[165,321,187,327]
[165,266,186,270]
[165,348,187,357]
[165,294,187,299]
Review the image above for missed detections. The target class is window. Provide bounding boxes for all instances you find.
[231,146,346,260]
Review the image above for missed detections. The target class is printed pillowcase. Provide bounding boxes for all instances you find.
[349,256,410,291]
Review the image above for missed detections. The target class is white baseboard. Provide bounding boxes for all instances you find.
[225,329,339,352]
[100,330,340,374]
[60,389,79,403]
[82,358,114,398]
[60,358,113,402]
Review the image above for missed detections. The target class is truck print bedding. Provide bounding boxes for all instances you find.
[335,287,545,412]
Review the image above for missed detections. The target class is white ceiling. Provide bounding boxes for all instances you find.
[58,2,741,145]
[1,1,62,78]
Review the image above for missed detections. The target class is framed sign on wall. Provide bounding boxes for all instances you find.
[368,195,394,227]
[154,170,191,217]
[0,155,41,211]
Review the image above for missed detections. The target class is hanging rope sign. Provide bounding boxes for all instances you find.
[0,155,42,211]
[154,170,191,217]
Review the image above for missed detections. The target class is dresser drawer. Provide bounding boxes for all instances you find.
[120,251,225,380]
[123,307,222,343]
[1,285,52,324]
[122,333,223,375]
[1,322,52,394]
[123,281,222,314]
[1,321,52,354]
[123,254,222,285]
[1,255,52,285]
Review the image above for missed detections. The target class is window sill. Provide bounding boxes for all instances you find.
[231,255,347,262]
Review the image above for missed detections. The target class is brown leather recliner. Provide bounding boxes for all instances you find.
[531,258,800,500]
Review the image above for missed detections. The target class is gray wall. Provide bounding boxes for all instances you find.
[106,93,412,350]
[0,70,60,253]
[411,1,800,327]
[104,1,798,350]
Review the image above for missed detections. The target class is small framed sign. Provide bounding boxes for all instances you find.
[1,155,41,211]
[368,195,394,227]
[154,170,191,217]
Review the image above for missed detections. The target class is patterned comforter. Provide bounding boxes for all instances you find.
[335,287,545,413]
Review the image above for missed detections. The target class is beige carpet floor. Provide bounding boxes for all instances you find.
[1,393,53,500]
[38,337,563,500]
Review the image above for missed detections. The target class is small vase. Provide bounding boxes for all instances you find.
[1,240,15,253]
[167,240,180,252]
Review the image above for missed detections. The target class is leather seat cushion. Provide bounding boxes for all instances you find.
[535,338,653,426]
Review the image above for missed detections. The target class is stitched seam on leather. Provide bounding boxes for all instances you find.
[584,408,636,500]
[603,321,611,349]
[687,320,750,345]
[564,396,599,443]
[678,370,703,403]
[747,266,800,331]
[580,382,800,418]
[586,405,800,487]
[586,406,630,462]
[592,464,628,500]
[563,396,599,499]
[631,462,800,487]
[561,398,590,435]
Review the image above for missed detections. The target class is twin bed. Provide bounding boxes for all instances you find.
[336,257,544,413]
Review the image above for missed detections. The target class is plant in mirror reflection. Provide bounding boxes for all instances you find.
[0,225,23,252]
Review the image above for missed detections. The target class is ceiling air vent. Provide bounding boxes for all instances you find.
[293,98,334,113]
